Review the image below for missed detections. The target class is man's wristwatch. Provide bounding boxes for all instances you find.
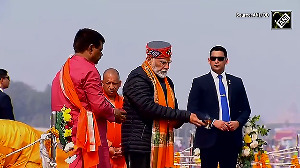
[210,119,216,128]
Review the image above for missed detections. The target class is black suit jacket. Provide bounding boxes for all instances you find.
[0,90,15,120]
[187,72,250,149]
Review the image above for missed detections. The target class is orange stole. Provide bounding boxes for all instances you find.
[142,61,175,168]
[60,58,101,168]
[105,94,126,168]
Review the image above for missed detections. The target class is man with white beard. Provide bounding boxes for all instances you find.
[121,41,205,168]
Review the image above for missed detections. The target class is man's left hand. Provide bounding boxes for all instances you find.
[227,121,239,131]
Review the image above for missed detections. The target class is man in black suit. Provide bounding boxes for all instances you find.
[187,46,251,168]
[0,69,15,120]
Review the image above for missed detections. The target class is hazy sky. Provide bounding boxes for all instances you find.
[1,0,299,123]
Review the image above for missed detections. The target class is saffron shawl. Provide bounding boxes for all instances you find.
[142,61,175,168]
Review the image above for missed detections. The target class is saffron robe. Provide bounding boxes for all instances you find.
[106,94,126,168]
[51,55,115,168]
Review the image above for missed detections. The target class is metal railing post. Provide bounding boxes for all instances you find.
[297,134,300,158]
[189,129,195,168]
[50,111,57,168]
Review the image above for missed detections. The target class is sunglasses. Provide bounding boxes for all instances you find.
[210,57,226,61]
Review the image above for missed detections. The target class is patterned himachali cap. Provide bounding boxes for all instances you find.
[146,41,172,59]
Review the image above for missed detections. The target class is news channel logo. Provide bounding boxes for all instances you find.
[272,11,292,29]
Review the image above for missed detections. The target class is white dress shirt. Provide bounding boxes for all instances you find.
[210,70,231,121]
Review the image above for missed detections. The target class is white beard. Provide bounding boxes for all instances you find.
[152,66,168,78]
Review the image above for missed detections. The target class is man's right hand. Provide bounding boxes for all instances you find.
[114,108,127,123]
[189,113,206,127]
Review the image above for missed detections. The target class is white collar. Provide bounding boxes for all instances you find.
[210,70,226,79]
[0,88,3,92]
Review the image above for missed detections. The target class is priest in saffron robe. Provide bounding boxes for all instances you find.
[103,68,127,168]
[51,28,126,168]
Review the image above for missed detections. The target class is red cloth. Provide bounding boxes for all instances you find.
[106,94,127,168]
[51,55,114,168]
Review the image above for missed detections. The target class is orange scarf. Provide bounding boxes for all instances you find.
[60,57,101,168]
[142,61,175,168]
[105,93,123,147]
[105,93,127,168]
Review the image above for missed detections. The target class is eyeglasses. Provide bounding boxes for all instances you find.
[210,57,226,61]
[5,76,10,81]
[160,60,172,67]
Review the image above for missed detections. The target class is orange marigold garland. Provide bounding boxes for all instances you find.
[291,152,300,168]
[174,152,181,168]
[253,151,271,168]
[0,153,5,168]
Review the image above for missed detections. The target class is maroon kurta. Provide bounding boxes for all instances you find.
[51,55,115,168]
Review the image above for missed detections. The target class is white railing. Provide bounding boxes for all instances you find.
[174,134,300,168]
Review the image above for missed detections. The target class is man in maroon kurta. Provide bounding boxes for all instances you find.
[51,28,126,168]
